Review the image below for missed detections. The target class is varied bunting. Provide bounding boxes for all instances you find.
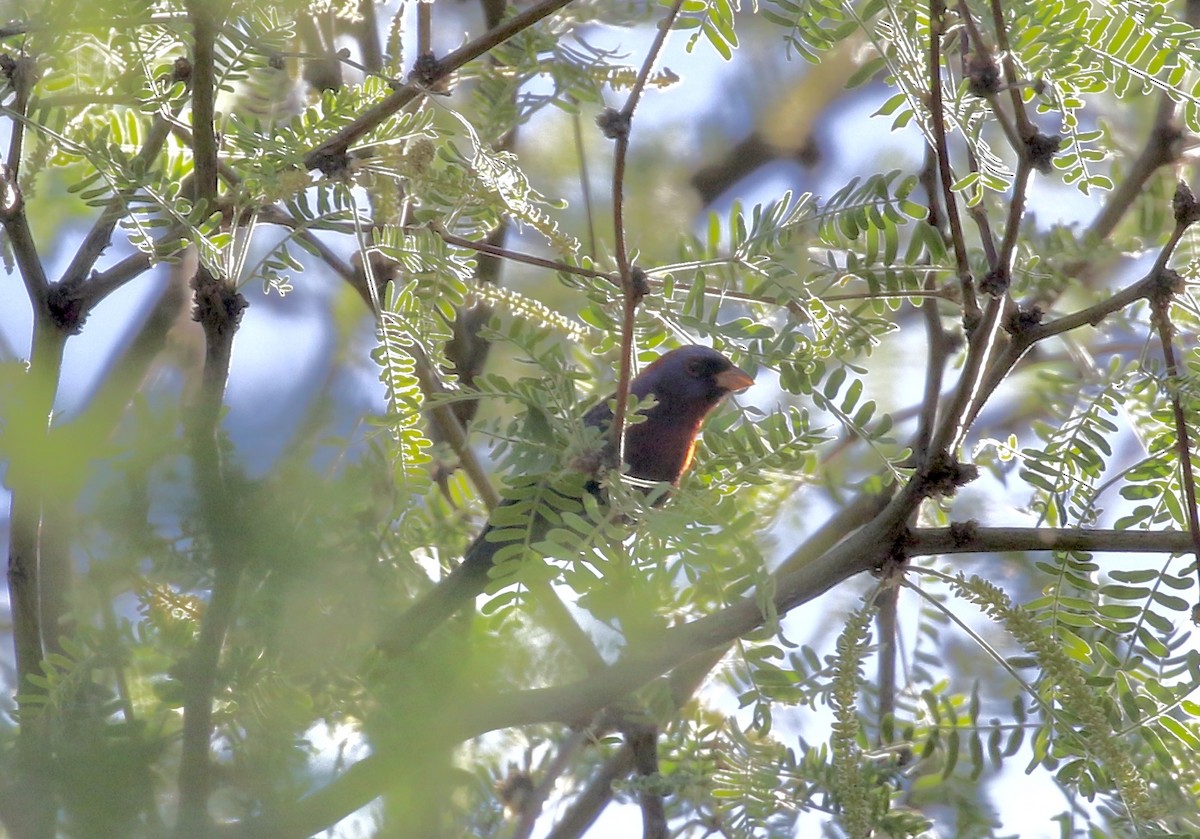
[381,345,754,655]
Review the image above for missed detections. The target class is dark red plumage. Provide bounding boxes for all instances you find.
[585,345,755,483]
[381,345,753,656]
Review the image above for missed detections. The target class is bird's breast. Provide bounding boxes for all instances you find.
[623,416,704,484]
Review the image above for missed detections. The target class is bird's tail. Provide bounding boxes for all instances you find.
[378,525,499,657]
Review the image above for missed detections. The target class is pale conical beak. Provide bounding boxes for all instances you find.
[714,365,754,394]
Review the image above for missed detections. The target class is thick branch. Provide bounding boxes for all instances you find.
[543,745,636,839]
[242,488,899,837]
[626,724,666,839]
[174,4,246,836]
[210,514,1200,839]
[905,525,1199,556]
[1,163,64,839]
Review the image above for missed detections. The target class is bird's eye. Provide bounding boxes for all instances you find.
[686,357,723,378]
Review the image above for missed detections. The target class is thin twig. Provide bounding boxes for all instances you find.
[994,159,1029,283]
[928,0,979,321]
[1088,94,1181,242]
[987,0,1033,141]
[5,52,32,175]
[965,204,999,271]
[949,7,1001,270]
[605,0,686,469]
[1147,210,1200,613]
[434,222,614,280]
[59,104,180,286]
[572,101,598,257]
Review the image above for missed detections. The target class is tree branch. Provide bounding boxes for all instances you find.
[440,0,520,441]
[242,488,896,837]
[174,4,247,835]
[913,146,952,467]
[927,0,978,322]
[0,160,63,839]
[301,0,576,170]
[3,52,34,175]
[543,745,636,839]
[625,722,667,839]
[962,217,1190,434]
[59,98,182,287]
[987,0,1034,142]
[1148,188,1200,613]
[604,0,684,470]
[905,524,1200,557]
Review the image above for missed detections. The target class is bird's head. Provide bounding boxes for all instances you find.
[623,345,754,483]
[630,345,755,414]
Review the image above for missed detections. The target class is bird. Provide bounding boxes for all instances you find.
[380,345,754,656]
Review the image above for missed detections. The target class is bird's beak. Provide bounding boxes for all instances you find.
[715,365,755,394]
